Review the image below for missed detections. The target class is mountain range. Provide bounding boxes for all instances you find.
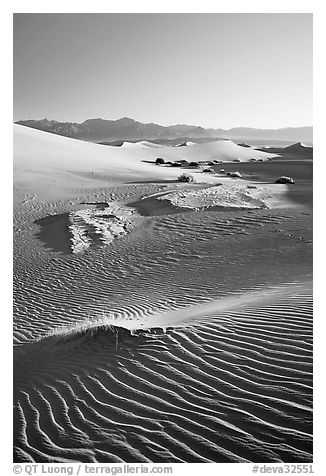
[15,117,313,144]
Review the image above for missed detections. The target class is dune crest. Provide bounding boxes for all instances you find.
[14,122,313,463]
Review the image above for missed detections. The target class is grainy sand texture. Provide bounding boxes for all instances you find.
[14,125,313,463]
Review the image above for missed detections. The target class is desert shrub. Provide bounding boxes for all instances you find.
[227,171,242,178]
[275,176,294,184]
[202,168,215,173]
[189,161,199,167]
[178,173,194,183]
[155,157,165,165]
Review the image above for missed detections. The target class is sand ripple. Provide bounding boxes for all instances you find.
[14,288,312,463]
[14,182,312,463]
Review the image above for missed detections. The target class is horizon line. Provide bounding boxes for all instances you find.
[13,116,313,131]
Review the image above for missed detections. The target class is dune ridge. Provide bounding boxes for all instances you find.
[30,280,310,339]
[14,125,277,187]
[14,284,312,463]
[14,125,313,463]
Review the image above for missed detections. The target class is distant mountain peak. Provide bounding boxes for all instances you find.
[117,117,136,124]
[14,117,313,144]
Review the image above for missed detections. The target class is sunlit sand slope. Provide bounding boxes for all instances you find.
[14,285,312,463]
[14,125,277,198]
[14,126,312,463]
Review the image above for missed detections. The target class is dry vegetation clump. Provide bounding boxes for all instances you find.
[227,171,242,178]
[178,173,194,183]
[202,168,215,174]
[275,176,294,184]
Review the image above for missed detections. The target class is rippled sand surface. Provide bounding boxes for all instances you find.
[14,175,313,463]
[13,126,312,463]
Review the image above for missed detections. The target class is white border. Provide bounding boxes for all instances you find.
[3,3,323,474]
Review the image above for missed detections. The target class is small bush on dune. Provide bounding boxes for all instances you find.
[178,173,194,183]
[155,157,165,165]
[227,171,242,178]
[189,161,199,167]
[275,176,294,184]
[202,168,215,174]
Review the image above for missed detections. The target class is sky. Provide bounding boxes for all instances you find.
[13,13,312,129]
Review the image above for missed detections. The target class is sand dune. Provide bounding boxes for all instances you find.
[136,139,278,163]
[13,125,312,463]
[14,285,312,463]
[120,140,164,149]
[13,124,282,207]
[13,125,180,192]
[14,125,277,189]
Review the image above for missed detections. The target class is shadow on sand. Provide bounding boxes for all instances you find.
[34,213,72,254]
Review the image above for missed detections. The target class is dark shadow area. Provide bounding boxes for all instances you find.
[34,205,123,254]
[80,202,110,209]
[127,195,188,216]
[127,179,180,184]
[214,159,313,184]
[34,213,72,254]
[127,193,253,217]
[285,184,313,208]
